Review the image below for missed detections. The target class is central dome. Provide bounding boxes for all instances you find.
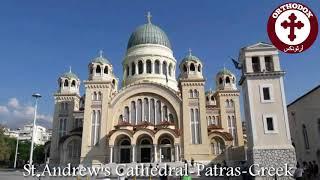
[127,23,172,50]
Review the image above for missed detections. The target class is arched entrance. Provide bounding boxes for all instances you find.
[159,135,174,162]
[117,136,131,163]
[138,136,153,163]
[211,136,226,155]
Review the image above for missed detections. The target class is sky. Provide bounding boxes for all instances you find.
[0,0,319,129]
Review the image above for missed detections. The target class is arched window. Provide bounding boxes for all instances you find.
[160,138,171,145]
[212,116,216,125]
[131,101,136,125]
[189,89,193,98]
[219,78,223,84]
[124,106,129,122]
[230,99,234,107]
[194,89,199,98]
[59,118,67,137]
[93,92,97,100]
[206,96,209,101]
[64,80,69,87]
[144,98,149,121]
[212,137,225,155]
[162,61,167,75]
[90,66,93,74]
[71,80,76,87]
[96,65,101,74]
[302,124,310,149]
[168,64,172,76]
[169,114,174,123]
[232,77,235,83]
[59,80,62,87]
[198,64,201,72]
[138,61,143,74]
[155,60,160,74]
[91,111,97,145]
[126,65,129,77]
[191,108,202,144]
[97,92,102,101]
[156,100,161,124]
[163,106,168,121]
[226,76,230,84]
[131,62,135,75]
[208,116,212,125]
[211,96,215,101]
[137,99,142,124]
[146,60,152,74]
[118,115,123,123]
[190,63,195,71]
[112,79,116,86]
[104,66,108,74]
[183,64,187,72]
[150,99,155,124]
[225,99,230,107]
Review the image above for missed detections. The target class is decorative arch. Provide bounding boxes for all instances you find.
[133,130,156,145]
[104,66,108,74]
[71,80,76,87]
[190,63,195,71]
[96,65,101,74]
[64,79,69,87]
[146,60,152,74]
[138,60,143,74]
[226,76,230,84]
[109,83,182,128]
[108,130,133,146]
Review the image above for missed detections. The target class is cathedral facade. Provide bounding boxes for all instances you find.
[49,15,245,166]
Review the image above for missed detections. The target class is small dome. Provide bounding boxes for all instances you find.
[91,50,111,64]
[61,70,79,80]
[127,23,171,50]
[217,68,234,77]
[181,54,201,63]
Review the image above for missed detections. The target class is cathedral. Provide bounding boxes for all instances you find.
[49,13,245,166]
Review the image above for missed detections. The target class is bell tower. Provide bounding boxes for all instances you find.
[178,50,210,162]
[238,42,296,179]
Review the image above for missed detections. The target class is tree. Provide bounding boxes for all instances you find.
[0,125,11,163]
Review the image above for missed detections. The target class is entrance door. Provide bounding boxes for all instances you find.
[161,147,171,162]
[120,148,131,163]
[140,148,151,162]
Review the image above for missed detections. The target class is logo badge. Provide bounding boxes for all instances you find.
[267,2,318,53]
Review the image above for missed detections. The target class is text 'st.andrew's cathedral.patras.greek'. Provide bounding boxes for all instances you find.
[50,13,256,166]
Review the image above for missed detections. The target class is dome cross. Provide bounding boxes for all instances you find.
[146,11,152,24]
[69,66,72,73]
[99,50,104,58]
[188,48,192,56]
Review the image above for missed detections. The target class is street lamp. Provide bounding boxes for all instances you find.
[14,128,21,168]
[29,93,41,166]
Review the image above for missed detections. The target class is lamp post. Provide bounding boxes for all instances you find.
[29,93,41,166]
[14,128,21,168]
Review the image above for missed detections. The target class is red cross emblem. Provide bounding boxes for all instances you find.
[267,2,318,53]
[281,13,304,41]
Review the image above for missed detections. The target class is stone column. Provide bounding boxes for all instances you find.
[143,61,146,74]
[154,144,158,162]
[135,62,138,75]
[175,144,179,162]
[109,146,113,163]
[132,145,136,162]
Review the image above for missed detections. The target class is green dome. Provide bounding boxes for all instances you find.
[127,23,171,50]
[217,68,234,76]
[181,54,201,63]
[92,56,110,64]
[61,71,79,80]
